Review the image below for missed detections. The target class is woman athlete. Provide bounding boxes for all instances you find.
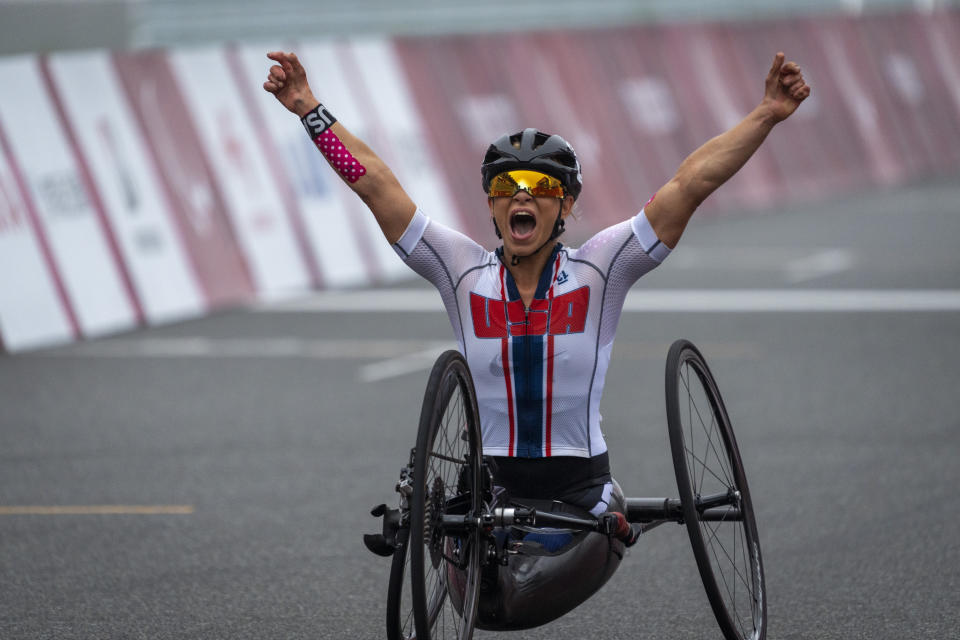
[264,49,809,629]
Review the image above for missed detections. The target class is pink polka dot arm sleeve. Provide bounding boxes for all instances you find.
[314,130,367,183]
[301,103,367,184]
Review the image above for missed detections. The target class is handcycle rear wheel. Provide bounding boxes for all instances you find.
[387,350,483,640]
[665,339,766,640]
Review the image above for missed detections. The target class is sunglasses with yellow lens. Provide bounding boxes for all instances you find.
[488,170,566,199]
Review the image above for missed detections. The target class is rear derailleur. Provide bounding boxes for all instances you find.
[362,458,413,557]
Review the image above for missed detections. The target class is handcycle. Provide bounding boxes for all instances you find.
[364,339,765,639]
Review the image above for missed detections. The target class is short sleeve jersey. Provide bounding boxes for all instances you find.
[392,209,670,459]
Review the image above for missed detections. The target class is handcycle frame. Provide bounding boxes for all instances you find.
[435,493,741,538]
[366,339,766,640]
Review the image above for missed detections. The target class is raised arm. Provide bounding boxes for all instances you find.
[644,52,810,248]
[263,51,416,243]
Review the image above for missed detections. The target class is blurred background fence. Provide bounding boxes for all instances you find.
[1,0,958,53]
[1,0,959,352]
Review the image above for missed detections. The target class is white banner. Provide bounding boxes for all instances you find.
[169,47,311,299]
[0,56,136,338]
[0,148,74,351]
[296,40,409,282]
[235,44,376,288]
[48,51,205,324]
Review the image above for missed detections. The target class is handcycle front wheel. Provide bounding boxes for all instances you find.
[665,339,766,640]
[386,350,484,640]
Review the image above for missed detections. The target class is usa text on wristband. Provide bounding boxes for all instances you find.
[301,103,337,138]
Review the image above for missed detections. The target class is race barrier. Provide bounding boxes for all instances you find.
[1,8,958,352]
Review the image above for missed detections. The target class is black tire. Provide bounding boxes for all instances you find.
[408,350,483,640]
[386,526,414,640]
[665,339,766,640]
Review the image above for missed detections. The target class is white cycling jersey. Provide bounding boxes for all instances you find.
[393,209,670,459]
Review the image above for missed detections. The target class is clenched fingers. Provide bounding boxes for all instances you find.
[264,54,294,94]
[782,66,808,98]
[780,73,802,88]
[781,61,801,75]
[783,74,810,100]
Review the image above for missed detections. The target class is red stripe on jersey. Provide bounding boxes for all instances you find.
[498,264,516,457]
[544,253,562,456]
[546,332,554,456]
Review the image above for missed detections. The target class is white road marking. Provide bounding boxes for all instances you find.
[785,249,856,283]
[51,338,453,359]
[260,289,960,313]
[358,343,457,383]
[667,247,856,283]
[358,340,761,383]
[31,290,958,384]
[253,288,445,312]
[621,290,960,312]
[35,337,758,383]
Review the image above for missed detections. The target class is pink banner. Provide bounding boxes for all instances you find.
[396,35,493,243]
[224,45,324,289]
[112,51,255,309]
[723,17,869,197]
[860,12,960,173]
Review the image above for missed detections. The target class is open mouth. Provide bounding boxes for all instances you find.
[509,210,537,240]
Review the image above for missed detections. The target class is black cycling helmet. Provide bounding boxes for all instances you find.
[481,128,582,200]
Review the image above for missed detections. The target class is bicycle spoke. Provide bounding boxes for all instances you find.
[701,406,735,491]
[680,364,709,495]
[680,362,734,491]
[700,498,760,639]
[702,520,752,592]
[705,527,748,635]
[684,445,730,488]
[697,401,717,495]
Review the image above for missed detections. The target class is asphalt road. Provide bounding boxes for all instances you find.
[2,177,958,639]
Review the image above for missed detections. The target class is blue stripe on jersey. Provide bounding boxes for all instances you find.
[502,244,562,458]
[513,333,544,457]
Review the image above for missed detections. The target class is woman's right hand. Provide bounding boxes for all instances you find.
[263,51,319,118]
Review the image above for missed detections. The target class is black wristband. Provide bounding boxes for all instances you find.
[300,103,337,139]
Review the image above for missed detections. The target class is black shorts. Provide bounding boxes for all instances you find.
[488,452,614,515]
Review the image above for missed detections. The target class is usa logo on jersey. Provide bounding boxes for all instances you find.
[469,286,589,338]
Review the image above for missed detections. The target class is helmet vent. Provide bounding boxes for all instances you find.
[532,132,551,150]
[545,151,577,168]
[483,148,503,164]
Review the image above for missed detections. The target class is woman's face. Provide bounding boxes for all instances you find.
[488,190,574,258]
